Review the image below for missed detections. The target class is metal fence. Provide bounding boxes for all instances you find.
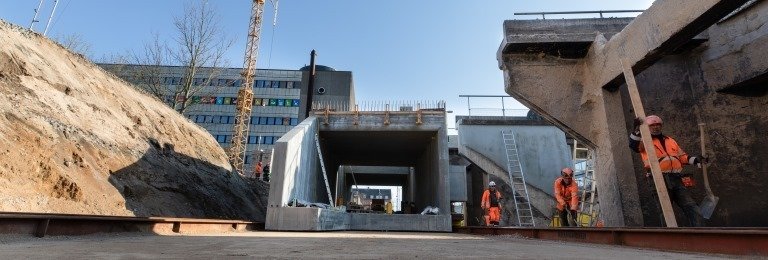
[311,100,446,112]
[459,95,530,118]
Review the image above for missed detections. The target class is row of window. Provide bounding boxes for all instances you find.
[167,96,301,107]
[215,135,278,145]
[191,115,299,126]
[162,77,300,89]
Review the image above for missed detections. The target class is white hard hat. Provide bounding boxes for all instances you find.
[489,181,496,187]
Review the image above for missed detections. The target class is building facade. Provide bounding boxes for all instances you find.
[99,64,354,176]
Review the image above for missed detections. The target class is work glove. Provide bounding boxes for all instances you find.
[691,155,709,168]
[633,117,644,130]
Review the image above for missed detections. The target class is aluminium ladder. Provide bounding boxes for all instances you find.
[502,130,535,226]
[315,133,335,208]
[573,140,599,226]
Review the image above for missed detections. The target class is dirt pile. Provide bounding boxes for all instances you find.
[0,20,267,221]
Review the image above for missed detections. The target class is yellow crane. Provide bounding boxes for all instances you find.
[229,0,266,176]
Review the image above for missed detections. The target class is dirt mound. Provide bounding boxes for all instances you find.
[0,20,267,221]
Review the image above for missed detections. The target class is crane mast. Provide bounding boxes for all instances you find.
[230,0,265,176]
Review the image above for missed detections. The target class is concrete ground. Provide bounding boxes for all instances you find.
[0,231,728,259]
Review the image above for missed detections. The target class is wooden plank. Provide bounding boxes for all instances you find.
[621,60,678,227]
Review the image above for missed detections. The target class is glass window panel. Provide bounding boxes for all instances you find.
[266,117,275,125]
[290,118,298,126]
[259,117,267,125]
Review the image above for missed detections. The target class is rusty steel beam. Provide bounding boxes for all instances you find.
[454,226,768,256]
[0,212,260,237]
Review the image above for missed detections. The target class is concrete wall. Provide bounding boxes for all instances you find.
[457,124,571,193]
[619,1,768,227]
[266,116,321,209]
[497,1,768,227]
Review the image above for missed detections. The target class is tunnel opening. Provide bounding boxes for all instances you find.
[320,130,446,215]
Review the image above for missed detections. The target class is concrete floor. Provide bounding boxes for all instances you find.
[0,231,727,259]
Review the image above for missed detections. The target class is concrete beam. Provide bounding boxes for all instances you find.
[589,0,752,90]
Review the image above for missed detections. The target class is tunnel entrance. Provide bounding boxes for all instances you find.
[266,109,452,231]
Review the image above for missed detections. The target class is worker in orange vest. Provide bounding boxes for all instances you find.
[481,181,503,226]
[555,167,579,226]
[254,161,263,179]
[629,115,706,227]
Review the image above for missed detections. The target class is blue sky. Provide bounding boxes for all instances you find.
[1,0,653,130]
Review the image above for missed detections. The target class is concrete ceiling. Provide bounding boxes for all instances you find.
[320,130,436,166]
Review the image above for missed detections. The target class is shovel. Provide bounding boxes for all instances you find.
[698,123,719,219]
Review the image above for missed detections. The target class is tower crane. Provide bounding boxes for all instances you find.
[229,0,266,176]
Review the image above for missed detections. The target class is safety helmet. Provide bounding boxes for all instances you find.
[489,181,496,187]
[561,168,574,177]
[645,115,662,125]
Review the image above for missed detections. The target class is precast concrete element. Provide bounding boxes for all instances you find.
[457,118,571,193]
[349,214,451,231]
[498,0,763,226]
[266,116,324,208]
[267,208,349,231]
[317,110,451,218]
[267,109,452,231]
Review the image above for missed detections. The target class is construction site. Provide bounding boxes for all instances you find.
[1,0,768,258]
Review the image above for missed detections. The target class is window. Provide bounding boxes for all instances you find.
[218,116,228,124]
[264,136,274,145]
[290,118,298,126]
[277,99,285,106]
[248,136,258,144]
[283,117,290,125]
[256,80,264,88]
[212,116,221,123]
[224,135,232,143]
[258,117,267,125]
[279,81,287,88]
[244,155,251,164]
[216,135,226,143]
[286,81,294,89]
[266,117,275,125]
[227,116,236,124]
[271,81,280,88]
[292,99,300,107]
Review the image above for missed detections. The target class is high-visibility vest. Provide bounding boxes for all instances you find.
[638,135,691,173]
[481,189,502,209]
[554,177,578,210]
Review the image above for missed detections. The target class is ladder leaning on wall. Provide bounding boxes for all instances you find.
[501,130,535,227]
[573,140,600,226]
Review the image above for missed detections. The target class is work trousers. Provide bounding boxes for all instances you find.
[650,173,703,227]
[558,205,578,227]
[485,207,501,226]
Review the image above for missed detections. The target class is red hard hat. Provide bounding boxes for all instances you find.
[561,168,574,175]
[645,115,662,125]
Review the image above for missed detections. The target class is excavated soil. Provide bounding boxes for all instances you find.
[0,20,267,221]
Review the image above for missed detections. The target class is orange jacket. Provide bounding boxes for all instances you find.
[481,189,502,209]
[554,177,578,211]
[630,134,691,173]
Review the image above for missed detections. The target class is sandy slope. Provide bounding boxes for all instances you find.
[0,20,266,221]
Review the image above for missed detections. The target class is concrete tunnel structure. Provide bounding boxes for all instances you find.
[498,0,768,227]
[265,104,453,231]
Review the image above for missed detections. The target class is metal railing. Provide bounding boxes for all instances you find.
[459,95,529,118]
[514,10,644,19]
[311,100,446,112]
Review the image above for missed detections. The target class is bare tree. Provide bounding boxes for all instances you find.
[54,33,92,57]
[127,33,171,99]
[169,0,234,115]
